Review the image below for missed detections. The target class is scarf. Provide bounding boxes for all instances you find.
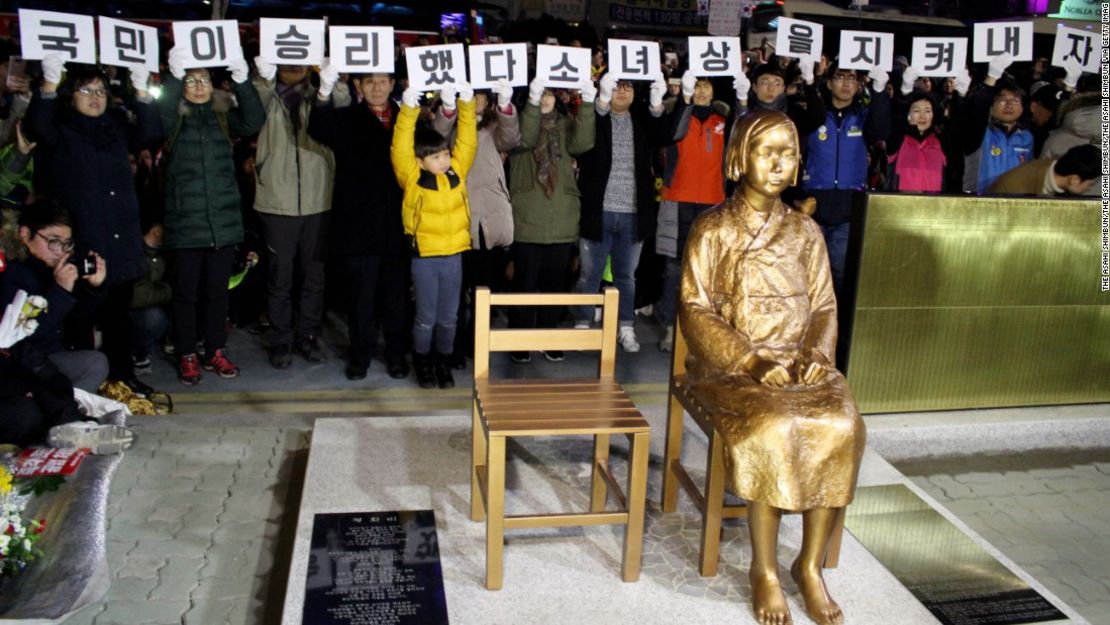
[692,105,713,122]
[533,111,561,199]
[276,79,307,129]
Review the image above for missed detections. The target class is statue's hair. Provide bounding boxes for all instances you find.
[724,110,800,185]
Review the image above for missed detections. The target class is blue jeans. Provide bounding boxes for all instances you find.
[820,222,850,297]
[129,306,170,360]
[574,211,642,325]
[411,254,463,355]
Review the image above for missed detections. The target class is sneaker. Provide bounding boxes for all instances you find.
[510,351,531,364]
[204,348,240,378]
[179,354,202,386]
[659,326,674,353]
[386,359,410,379]
[345,360,368,381]
[574,321,591,329]
[132,356,151,376]
[297,335,327,363]
[618,327,640,353]
[122,377,155,399]
[542,350,564,362]
[270,344,292,369]
[48,422,135,455]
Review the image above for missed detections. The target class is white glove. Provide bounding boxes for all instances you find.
[987,53,1013,81]
[129,64,149,92]
[954,68,972,97]
[869,65,889,93]
[456,81,474,103]
[649,74,667,108]
[681,69,697,99]
[799,54,816,85]
[402,86,421,109]
[1063,58,1084,91]
[254,55,277,82]
[167,47,186,80]
[228,57,250,84]
[317,59,339,98]
[580,80,597,104]
[42,53,65,85]
[598,73,617,104]
[901,64,919,95]
[528,75,545,105]
[440,83,458,110]
[733,70,751,102]
[494,79,513,108]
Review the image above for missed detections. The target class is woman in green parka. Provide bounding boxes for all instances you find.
[504,76,596,363]
[158,47,266,386]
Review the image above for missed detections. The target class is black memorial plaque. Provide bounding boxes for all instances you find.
[303,510,449,625]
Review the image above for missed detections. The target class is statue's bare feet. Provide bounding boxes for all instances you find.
[790,559,843,625]
[750,570,793,625]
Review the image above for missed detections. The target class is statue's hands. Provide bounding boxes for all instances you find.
[796,360,829,386]
[746,355,791,388]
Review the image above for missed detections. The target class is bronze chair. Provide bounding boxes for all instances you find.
[659,318,845,576]
[471,287,651,590]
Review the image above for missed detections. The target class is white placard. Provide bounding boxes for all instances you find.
[1051,25,1101,73]
[260,18,325,66]
[911,37,968,77]
[329,27,394,74]
[775,17,823,60]
[172,20,243,69]
[688,36,741,76]
[837,31,894,72]
[973,21,1033,63]
[708,0,742,37]
[535,45,592,88]
[607,39,661,81]
[405,44,467,91]
[468,43,528,89]
[18,9,96,63]
[97,17,159,72]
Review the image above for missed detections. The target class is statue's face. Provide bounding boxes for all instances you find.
[743,125,798,196]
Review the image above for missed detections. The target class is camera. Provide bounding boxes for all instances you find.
[68,256,96,277]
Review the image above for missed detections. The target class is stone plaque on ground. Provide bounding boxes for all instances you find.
[303,510,449,624]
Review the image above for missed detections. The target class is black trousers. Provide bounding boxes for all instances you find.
[260,212,328,347]
[64,279,135,381]
[342,254,410,366]
[509,242,575,330]
[170,247,234,356]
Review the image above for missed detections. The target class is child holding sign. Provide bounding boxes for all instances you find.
[391,82,477,389]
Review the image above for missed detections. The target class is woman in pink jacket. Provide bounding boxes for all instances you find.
[886,66,951,193]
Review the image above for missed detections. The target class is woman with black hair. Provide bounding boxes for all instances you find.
[24,54,164,395]
[887,66,951,193]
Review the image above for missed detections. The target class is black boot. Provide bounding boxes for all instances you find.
[434,352,455,389]
[413,352,436,389]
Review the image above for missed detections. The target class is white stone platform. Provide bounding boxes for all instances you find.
[282,415,1089,625]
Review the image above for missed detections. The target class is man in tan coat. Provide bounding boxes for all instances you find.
[988,144,1100,196]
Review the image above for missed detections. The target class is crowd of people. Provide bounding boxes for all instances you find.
[0,22,1103,450]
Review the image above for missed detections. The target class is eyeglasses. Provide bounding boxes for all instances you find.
[615,82,636,92]
[831,74,859,83]
[34,232,76,253]
[76,87,108,98]
[184,77,213,88]
[994,97,1022,106]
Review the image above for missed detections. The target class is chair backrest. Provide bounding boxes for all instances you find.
[473,287,620,382]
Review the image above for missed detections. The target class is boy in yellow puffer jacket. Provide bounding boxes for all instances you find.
[391,82,478,389]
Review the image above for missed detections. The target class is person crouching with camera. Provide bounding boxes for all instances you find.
[0,199,109,392]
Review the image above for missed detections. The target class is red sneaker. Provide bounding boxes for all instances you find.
[203,348,240,378]
[179,353,202,386]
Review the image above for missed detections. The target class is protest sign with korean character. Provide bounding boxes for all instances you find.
[1051,25,1100,73]
[98,16,158,71]
[468,43,528,88]
[775,17,823,60]
[18,9,96,63]
[329,26,394,74]
[688,36,741,76]
[406,44,467,90]
[536,44,592,88]
[260,18,325,66]
[172,20,243,69]
[911,37,968,77]
[837,30,894,72]
[973,21,1033,63]
[607,39,661,81]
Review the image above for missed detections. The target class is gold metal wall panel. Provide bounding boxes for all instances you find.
[847,194,1109,413]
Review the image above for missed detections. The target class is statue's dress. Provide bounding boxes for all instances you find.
[680,197,866,511]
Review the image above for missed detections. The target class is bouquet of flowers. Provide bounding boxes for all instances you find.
[0,289,47,350]
[0,465,47,577]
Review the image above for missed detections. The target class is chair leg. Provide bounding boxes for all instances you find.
[621,431,650,582]
[699,430,726,577]
[823,506,846,569]
[590,433,611,513]
[471,403,487,522]
[661,393,685,513]
[485,435,506,590]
